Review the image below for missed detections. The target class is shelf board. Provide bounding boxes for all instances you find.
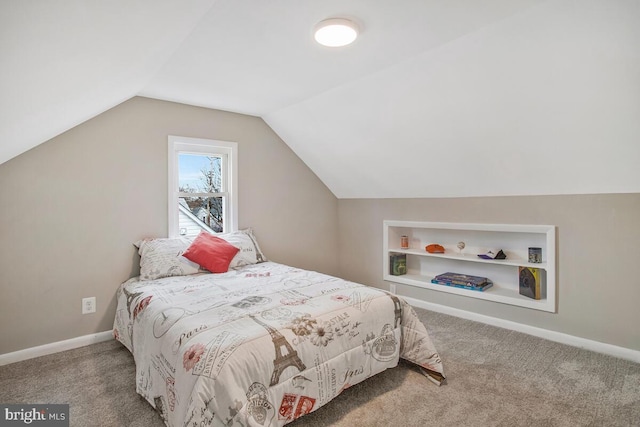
[385,273,553,312]
[383,220,554,234]
[387,248,547,269]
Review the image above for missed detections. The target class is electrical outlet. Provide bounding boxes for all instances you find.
[82,297,96,314]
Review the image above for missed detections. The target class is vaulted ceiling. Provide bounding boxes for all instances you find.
[2,0,639,198]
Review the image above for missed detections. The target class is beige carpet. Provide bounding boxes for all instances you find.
[1,308,639,426]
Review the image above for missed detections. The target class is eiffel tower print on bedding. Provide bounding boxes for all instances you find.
[113,261,445,427]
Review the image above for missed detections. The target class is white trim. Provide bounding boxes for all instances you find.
[403,296,640,364]
[3,301,638,368]
[383,220,555,234]
[168,135,238,237]
[0,331,113,366]
[383,220,556,312]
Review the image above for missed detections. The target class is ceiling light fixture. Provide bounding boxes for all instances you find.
[314,18,359,47]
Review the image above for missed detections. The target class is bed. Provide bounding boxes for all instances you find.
[113,230,444,427]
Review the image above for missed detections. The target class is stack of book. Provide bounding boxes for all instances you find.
[431,272,493,292]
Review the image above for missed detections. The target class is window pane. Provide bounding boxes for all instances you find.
[178,154,222,193]
[178,197,224,236]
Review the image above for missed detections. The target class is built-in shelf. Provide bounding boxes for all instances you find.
[383,220,556,312]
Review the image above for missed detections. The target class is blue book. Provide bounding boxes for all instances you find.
[431,279,493,292]
[434,272,490,287]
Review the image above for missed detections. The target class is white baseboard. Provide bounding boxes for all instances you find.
[2,301,639,367]
[404,296,640,364]
[0,331,113,366]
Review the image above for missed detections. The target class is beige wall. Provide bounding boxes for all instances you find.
[2,96,638,357]
[337,195,640,352]
[0,97,339,354]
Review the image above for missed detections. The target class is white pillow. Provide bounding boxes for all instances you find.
[136,237,202,280]
[218,228,267,269]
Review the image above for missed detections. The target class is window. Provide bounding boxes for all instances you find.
[168,136,237,238]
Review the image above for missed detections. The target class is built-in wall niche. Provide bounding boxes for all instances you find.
[383,221,556,312]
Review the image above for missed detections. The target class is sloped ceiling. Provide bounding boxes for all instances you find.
[2,0,639,198]
[0,0,218,165]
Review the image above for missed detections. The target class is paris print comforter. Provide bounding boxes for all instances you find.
[113,262,444,427]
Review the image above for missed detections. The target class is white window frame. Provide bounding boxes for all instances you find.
[168,135,238,237]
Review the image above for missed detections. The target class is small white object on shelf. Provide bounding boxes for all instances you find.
[383,220,556,313]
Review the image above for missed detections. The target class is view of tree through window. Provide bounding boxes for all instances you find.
[178,154,224,233]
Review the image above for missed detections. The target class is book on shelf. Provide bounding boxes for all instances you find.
[477,249,507,260]
[389,253,407,276]
[430,279,493,292]
[519,266,541,299]
[433,272,490,288]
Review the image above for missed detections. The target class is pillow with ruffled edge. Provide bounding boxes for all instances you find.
[182,231,240,273]
[136,237,202,281]
[218,228,267,269]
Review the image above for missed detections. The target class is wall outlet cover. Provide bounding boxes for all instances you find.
[82,297,96,314]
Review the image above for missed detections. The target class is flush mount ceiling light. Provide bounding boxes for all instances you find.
[314,18,359,47]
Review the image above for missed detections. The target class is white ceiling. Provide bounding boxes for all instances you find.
[2,0,639,198]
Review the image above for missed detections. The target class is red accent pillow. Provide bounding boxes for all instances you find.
[182,232,240,273]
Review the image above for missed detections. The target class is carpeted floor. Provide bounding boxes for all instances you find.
[1,308,639,426]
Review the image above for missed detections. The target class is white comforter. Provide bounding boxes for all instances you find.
[113,262,444,427]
